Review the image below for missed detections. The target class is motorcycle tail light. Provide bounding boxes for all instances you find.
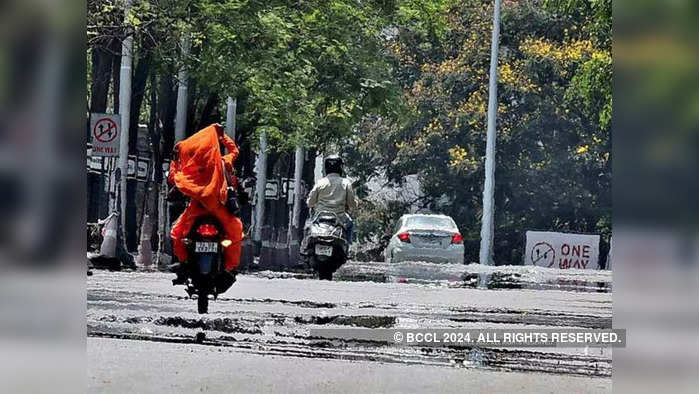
[397,232,410,243]
[197,224,219,237]
[451,233,463,244]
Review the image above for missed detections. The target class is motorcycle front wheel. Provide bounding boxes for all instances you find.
[198,281,210,313]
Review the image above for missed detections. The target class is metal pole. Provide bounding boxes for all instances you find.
[291,145,304,229]
[287,144,305,247]
[174,34,190,142]
[118,0,134,241]
[226,97,237,140]
[314,153,324,182]
[106,158,115,212]
[479,0,502,266]
[253,130,268,242]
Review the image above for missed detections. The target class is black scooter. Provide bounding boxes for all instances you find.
[305,211,349,280]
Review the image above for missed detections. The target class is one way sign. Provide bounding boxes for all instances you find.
[90,113,120,157]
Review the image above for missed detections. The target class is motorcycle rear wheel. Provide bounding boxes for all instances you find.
[311,256,333,280]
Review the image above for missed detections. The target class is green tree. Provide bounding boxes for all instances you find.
[349,0,611,264]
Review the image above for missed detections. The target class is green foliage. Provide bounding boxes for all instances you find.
[188,0,405,150]
[567,52,612,129]
[89,0,404,150]
[348,0,612,263]
[396,0,451,39]
[544,0,611,130]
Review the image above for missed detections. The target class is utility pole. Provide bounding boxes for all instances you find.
[174,34,190,142]
[314,153,324,182]
[226,97,237,140]
[118,0,134,243]
[288,145,304,247]
[253,130,268,243]
[479,0,502,266]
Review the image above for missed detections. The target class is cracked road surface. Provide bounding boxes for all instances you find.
[88,262,612,393]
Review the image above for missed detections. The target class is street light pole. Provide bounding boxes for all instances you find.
[118,0,133,246]
[479,0,502,266]
[289,144,304,237]
[253,130,268,243]
[174,34,190,143]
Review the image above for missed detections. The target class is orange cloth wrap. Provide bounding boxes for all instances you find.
[168,124,243,271]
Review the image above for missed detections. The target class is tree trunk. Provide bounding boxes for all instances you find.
[147,73,162,253]
[89,42,113,114]
[158,71,177,156]
[88,39,116,222]
[233,96,258,179]
[185,79,198,136]
[125,42,153,251]
[157,71,177,256]
[197,92,220,130]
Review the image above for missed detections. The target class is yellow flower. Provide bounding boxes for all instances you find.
[498,63,516,84]
[576,145,590,154]
[448,145,468,167]
[520,38,595,62]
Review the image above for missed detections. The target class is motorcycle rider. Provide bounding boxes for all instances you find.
[303,155,357,253]
[168,124,243,291]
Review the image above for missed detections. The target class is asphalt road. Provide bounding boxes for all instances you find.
[87,261,612,393]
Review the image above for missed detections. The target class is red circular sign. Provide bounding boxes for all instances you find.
[531,241,555,267]
[93,118,118,143]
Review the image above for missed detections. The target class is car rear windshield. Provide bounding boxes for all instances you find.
[405,216,456,231]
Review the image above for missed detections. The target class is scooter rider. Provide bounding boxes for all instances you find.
[304,155,357,250]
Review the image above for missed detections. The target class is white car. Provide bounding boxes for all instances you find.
[384,214,465,264]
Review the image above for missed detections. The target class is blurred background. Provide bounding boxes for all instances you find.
[0,1,84,393]
[614,0,699,393]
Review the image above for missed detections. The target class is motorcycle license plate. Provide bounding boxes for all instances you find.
[315,244,333,256]
[195,242,218,253]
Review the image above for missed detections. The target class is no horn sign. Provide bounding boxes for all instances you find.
[525,231,600,270]
[90,113,120,157]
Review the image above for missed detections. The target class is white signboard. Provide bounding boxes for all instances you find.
[86,149,104,173]
[90,113,120,157]
[281,177,304,205]
[137,159,149,179]
[265,180,279,199]
[125,158,150,180]
[525,231,600,270]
